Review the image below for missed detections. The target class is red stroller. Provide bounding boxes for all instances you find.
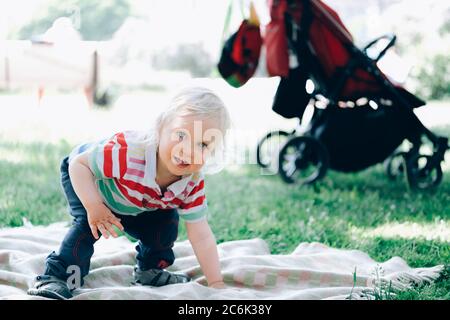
[254,0,449,190]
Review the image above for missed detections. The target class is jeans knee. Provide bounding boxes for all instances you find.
[158,219,179,249]
[60,156,69,172]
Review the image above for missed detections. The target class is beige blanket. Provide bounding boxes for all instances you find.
[0,222,443,300]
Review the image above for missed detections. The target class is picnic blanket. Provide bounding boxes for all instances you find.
[0,222,444,300]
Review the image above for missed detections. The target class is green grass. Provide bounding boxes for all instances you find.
[0,139,72,226]
[0,132,449,300]
[202,163,450,300]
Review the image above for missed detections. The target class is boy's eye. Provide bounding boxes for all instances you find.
[177,131,186,141]
[197,142,208,150]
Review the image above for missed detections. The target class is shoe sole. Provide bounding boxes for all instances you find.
[27,288,71,300]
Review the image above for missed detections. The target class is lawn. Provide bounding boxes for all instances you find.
[0,127,449,300]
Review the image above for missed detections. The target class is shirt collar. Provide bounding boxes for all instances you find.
[167,174,192,196]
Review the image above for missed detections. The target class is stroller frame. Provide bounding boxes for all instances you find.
[258,0,449,190]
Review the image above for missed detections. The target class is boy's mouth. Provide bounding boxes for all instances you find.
[173,156,190,168]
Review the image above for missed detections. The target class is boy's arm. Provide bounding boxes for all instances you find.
[69,152,104,208]
[186,219,224,288]
[69,151,124,239]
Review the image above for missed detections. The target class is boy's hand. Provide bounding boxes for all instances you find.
[86,203,124,239]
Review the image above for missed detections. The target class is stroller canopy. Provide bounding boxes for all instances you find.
[286,0,425,107]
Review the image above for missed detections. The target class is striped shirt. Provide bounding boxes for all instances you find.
[68,130,208,223]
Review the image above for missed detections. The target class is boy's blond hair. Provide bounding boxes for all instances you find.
[157,87,230,134]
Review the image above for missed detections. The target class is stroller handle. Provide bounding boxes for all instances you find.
[363,34,397,62]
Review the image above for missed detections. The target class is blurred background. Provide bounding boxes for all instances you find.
[0,0,448,144]
[0,0,450,143]
[1,0,448,95]
[0,0,449,299]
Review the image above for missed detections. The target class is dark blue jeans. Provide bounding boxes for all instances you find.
[44,156,179,286]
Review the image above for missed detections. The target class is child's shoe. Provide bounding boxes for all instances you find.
[27,275,73,300]
[133,266,190,286]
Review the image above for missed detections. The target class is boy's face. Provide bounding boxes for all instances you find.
[158,115,223,176]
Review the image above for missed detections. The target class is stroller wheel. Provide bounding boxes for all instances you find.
[405,154,443,190]
[385,151,407,181]
[256,130,290,169]
[278,136,329,185]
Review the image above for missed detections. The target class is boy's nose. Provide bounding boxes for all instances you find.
[179,148,192,164]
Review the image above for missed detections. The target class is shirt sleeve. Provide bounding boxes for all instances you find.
[178,179,208,223]
[88,132,129,180]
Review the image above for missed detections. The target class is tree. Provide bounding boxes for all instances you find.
[152,43,214,77]
[415,54,450,100]
[16,0,131,41]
